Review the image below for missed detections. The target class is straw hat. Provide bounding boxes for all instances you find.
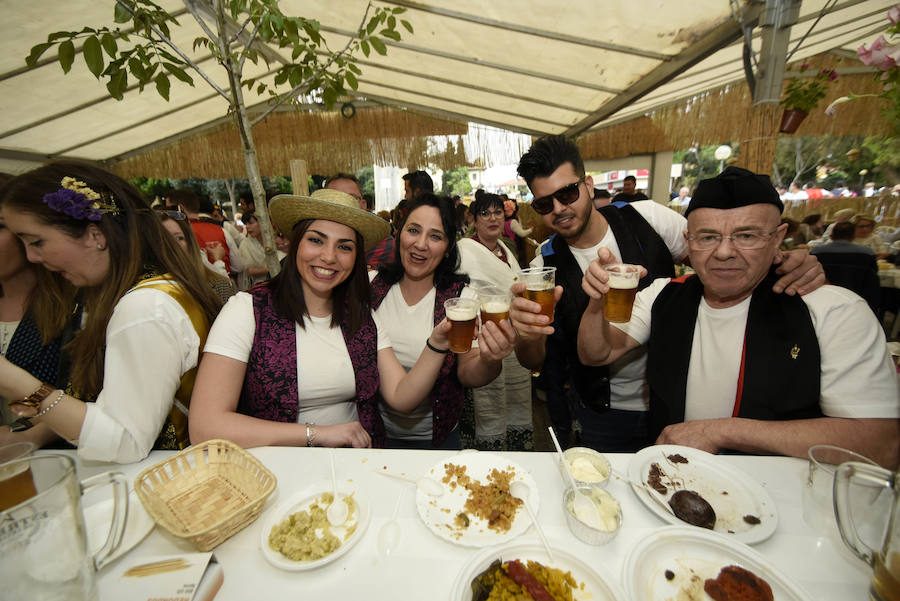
[269,189,390,251]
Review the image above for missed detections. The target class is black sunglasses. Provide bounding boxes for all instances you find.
[156,209,187,220]
[531,178,585,215]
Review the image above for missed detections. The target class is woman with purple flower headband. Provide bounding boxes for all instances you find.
[0,162,222,463]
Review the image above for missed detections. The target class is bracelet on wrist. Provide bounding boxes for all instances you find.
[8,382,55,413]
[306,423,318,447]
[33,390,64,419]
[425,338,450,354]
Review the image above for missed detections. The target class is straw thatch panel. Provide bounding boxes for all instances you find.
[111,107,467,179]
[578,68,892,162]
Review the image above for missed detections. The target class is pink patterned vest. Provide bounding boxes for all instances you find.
[237,285,385,447]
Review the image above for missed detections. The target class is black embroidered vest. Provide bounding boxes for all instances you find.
[647,269,822,439]
[542,203,675,412]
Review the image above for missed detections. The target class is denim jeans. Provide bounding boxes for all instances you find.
[574,405,650,453]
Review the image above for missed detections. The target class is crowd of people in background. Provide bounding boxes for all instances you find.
[0,137,896,469]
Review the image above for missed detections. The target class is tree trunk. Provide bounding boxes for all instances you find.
[214,1,281,277]
[224,178,236,216]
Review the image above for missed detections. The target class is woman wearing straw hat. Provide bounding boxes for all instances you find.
[189,189,457,448]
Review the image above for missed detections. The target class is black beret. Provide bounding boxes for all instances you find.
[685,166,783,217]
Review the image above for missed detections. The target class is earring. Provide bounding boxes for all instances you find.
[97,243,107,250]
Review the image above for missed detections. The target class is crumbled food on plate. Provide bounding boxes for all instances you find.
[667,454,689,464]
[665,569,675,581]
[471,559,583,601]
[442,463,522,533]
[648,462,668,495]
[267,492,357,562]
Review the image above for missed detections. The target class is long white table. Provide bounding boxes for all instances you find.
[74,448,873,600]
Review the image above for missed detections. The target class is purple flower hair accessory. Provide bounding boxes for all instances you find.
[41,177,118,221]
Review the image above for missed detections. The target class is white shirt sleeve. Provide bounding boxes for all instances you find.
[611,277,670,345]
[77,287,200,463]
[372,311,392,351]
[529,245,546,268]
[630,200,689,262]
[807,286,900,418]
[223,226,245,273]
[200,250,229,278]
[202,292,255,361]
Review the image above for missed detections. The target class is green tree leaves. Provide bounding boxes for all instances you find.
[58,40,75,73]
[26,0,412,111]
[82,36,103,77]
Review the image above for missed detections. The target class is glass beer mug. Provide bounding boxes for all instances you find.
[834,462,900,601]
[0,454,128,601]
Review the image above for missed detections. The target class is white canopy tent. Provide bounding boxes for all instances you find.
[0,0,890,175]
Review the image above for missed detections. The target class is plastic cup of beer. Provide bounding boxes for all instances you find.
[444,297,479,353]
[0,442,37,511]
[520,267,557,320]
[603,264,641,323]
[478,287,511,328]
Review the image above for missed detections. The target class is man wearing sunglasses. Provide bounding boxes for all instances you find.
[576,167,898,466]
[510,136,825,453]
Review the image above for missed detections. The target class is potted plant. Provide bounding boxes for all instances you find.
[825,4,900,134]
[780,64,838,133]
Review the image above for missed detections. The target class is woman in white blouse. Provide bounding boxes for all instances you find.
[457,192,534,450]
[0,162,222,463]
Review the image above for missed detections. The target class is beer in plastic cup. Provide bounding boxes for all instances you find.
[520,267,557,320]
[444,297,478,353]
[603,264,641,323]
[478,287,511,327]
[0,442,36,511]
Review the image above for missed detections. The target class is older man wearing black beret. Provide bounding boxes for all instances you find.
[576,167,900,468]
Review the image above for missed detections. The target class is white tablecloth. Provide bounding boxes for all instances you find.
[74,448,873,600]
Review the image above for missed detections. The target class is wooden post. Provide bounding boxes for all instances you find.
[735,103,781,176]
[290,159,309,196]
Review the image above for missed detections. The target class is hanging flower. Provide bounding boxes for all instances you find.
[781,64,838,113]
[826,4,900,133]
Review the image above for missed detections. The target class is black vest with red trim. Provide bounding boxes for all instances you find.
[646,269,823,439]
[541,203,675,412]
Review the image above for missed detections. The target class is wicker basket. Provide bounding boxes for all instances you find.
[134,439,277,551]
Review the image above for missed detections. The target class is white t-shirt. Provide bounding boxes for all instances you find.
[369,278,478,440]
[78,282,201,463]
[531,200,688,411]
[374,284,437,439]
[203,292,391,426]
[616,280,900,419]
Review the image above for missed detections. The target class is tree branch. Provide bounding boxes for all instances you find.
[228,16,253,45]
[249,2,374,127]
[184,0,221,47]
[237,10,267,74]
[114,0,231,101]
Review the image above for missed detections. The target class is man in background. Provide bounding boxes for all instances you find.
[325,173,394,270]
[611,175,648,203]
